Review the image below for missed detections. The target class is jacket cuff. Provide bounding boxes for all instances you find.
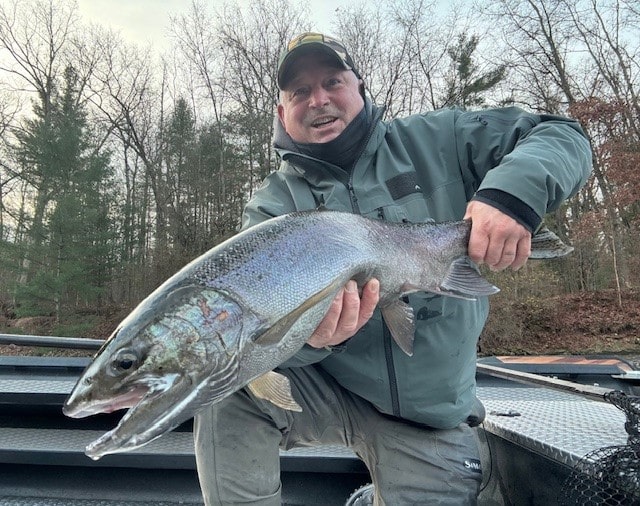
[472,189,541,233]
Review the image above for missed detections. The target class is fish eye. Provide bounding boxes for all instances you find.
[110,350,139,375]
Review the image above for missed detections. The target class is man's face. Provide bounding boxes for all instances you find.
[278,51,364,144]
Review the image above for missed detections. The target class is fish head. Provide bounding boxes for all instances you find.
[63,284,246,459]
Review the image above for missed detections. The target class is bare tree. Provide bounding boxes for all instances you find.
[77,26,172,295]
[335,0,481,116]
[0,91,21,241]
[482,0,640,298]
[215,0,310,183]
[479,0,579,111]
[0,0,77,115]
[170,0,311,216]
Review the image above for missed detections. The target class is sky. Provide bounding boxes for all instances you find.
[76,0,343,51]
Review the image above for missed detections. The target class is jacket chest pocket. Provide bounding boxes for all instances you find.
[375,194,431,224]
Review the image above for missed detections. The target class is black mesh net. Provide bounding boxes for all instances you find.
[560,391,640,505]
[606,390,640,439]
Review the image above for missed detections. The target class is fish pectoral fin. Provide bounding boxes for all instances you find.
[440,258,499,298]
[381,300,415,357]
[247,371,302,412]
[253,277,345,347]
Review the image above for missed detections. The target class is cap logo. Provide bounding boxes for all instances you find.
[287,33,325,51]
[286,33,350,63]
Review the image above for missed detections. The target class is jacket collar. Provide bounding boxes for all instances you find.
[273,99,385,181]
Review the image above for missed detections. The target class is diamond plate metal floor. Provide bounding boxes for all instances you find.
[477,384,628,467]
[0,359,631,470]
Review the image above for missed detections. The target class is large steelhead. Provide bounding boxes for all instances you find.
[63,210,570,459]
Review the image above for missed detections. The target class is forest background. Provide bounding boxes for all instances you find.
[0,0,638,357]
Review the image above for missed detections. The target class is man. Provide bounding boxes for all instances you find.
[194,32,592,505]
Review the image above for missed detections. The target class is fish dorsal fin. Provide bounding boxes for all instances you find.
[253,277,345,346]
[440,258,499,298]
[380,299,415,356]
[247,371,302,411]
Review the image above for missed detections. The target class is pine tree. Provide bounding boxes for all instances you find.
[441,34,507,109]
[13,66,115,320]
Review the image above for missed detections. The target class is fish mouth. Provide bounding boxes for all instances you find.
[67,374,182,460]
[80,355,241,460]
[63,385,149,418]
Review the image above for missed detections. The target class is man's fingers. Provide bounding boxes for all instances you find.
[512,236,532,270]
[484,236,532,271]
[358,279,380,326]
[465,201,532,271]
[307,279,380,349]
[489,237,519,270]
[467,224,490,266]
[336,280,362,337]
[307,289,344,348]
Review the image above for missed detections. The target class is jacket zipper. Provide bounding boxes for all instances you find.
[347,182,360,213]
[382,319,401,416]
[347,106,385,214]
[378,192,400,415]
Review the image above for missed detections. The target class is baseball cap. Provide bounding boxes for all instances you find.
[277,32,360,90]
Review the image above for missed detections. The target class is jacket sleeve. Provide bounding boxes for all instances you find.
[454,107,592,231]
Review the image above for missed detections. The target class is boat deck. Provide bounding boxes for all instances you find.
[0,355,635,505]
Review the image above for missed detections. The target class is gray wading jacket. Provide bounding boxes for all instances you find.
[241,104,592,429]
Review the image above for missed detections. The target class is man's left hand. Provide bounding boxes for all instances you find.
[463,201,531,271]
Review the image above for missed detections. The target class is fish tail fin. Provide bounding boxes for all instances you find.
[530,226,574,259]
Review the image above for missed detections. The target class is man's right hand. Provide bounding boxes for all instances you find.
[307,279,380,349]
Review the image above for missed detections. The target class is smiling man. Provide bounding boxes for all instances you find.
[193,32,593,505]
[277,50,365,144]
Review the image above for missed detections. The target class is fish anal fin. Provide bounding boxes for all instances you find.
[441,258,499,298]
[381,299,415,357]
[247,371,302,412]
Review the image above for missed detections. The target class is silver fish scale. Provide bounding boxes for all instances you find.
[191,212,381,321]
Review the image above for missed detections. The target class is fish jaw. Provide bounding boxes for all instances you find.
[81,356,241,460]
[65,347,237,459]
[81,373,184,460]
[67,332,243,459]
[62,338,149,419]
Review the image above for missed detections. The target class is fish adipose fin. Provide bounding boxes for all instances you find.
[439,257,500,299]
[380,300,416,357]
[247,371,302,411]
